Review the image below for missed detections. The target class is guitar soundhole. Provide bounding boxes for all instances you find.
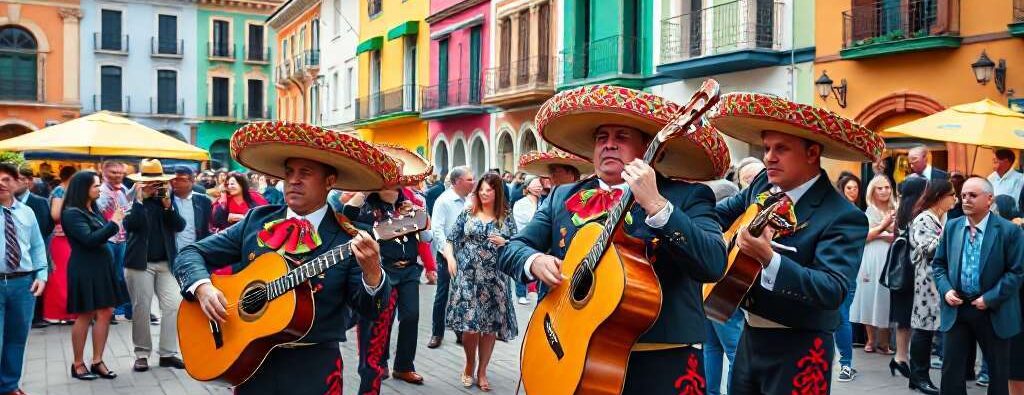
[569,268,595,307]
[238,283,269,321]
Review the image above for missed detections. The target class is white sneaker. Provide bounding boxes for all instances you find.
[517,297,529,305]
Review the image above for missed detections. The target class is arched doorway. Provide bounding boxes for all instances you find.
[0,26,38,101]
[210,139,232,170]
[496,130,514,172]
[433,139,449,177]
[0,123,33,140]
[520,128,539,156]
[470,135,487,177]
[452,139,467,168]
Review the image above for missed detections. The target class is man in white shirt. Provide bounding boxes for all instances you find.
[426,166,474,349]
[907,145,948,182]
[988,149,1023,204]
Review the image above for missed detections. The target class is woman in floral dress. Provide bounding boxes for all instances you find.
[443,172,518,392]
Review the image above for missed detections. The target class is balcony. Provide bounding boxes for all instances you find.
[353,85,421,127]
[558,34,644,91]
[92,94,131,114]
[245,46,270,64]
[149,97,185,117]
[840,0,961,60]
[94,33,128,54]
[304,49,320,68]
[291,55,306,77]
[658,0,793,80]
[1011,0,1024,36]
[208,42,235,61]
[205,103,237,120]
[151,37,184,58]
[483,56,555,107]
[276,61,292,85]
[420,78,488,120]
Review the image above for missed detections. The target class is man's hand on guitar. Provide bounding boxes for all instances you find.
[530,255,564,287]
[622,160,668,216]
[736,225,775,268]
[351,230,383,288]
[196,283,229,323]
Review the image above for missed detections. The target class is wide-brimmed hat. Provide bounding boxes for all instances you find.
[535,84,730,181]
[126,159,174,182]
[375,143,432,187]
[710,92,885,162]
[518,149,594,177]
[231,121,400,191]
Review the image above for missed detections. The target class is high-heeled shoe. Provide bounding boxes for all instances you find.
[70,363,98,380]
[90,361,117,379]
[909,378,939,395]
[889,358,911,378]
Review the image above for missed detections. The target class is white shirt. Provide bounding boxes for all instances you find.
[431,189,467,254]
[174,193,196,252]
[988,169,1024,203]
[187,204,385,296]
[758,174,821,291]
[921,165,935,181]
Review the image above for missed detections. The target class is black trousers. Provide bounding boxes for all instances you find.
[731,326,834,395]
[909,329,935,383]
[622,347,705,394]
[430,252,452,337]
[356,266,420,394]
[234,343,343,395]
[940,306,1009,395]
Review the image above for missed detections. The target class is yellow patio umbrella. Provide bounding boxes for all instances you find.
[885,99,1024,149]
[0,111,209,161]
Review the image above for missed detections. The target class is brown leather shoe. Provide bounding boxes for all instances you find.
[133,358,149,372]
[392,371,424,385]
[426,336,442,349]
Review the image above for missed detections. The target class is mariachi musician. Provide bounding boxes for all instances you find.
[172,122,396,395]
[497,85,731,393]
[711,93,883,394]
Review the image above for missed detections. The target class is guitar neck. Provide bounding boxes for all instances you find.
[266,243,352,300]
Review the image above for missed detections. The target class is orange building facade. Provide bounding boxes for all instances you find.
[814,0,1024,180]
[0,1,82,138]
[269,0,320,124]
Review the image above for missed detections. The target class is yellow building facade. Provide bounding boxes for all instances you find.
[354,0,431,155]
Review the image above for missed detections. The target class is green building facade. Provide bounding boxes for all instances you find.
[559,0,655,90]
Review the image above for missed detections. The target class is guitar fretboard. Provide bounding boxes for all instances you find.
[265,243,352,300]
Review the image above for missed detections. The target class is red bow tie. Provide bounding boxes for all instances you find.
[257,218,322,255]
[566,188,630,226]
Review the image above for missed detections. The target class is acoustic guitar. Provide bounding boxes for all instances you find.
[177,210,428,386]
[518,79,722,395]
[702,193,796,323]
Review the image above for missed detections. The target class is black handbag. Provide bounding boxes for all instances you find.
[880,227,910,291]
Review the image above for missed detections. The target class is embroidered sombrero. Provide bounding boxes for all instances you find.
[710,92,885,162]
[231,121,400,191]
[536,84,730,181]
[375,143,433,187]
[518,149,594,177]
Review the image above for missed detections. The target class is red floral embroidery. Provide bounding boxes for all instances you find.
[791,337,830,395]
[362,288,397,395]
[673,353,706,395]
[324,357,343,395]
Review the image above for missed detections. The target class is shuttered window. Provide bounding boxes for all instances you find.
[0,27,37,101]
[101,66,122,111]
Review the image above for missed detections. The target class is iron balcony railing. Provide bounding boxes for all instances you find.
[483,55,554,97]
[150,97,185,116]
[304,49,321,67]
[206,103,236,118]
[208,41,235,59]
[1015,0,1024,22]
[276,60,292,82]
[422,78,483,112]
[94,33,129,53]
[246,46,270,62]
[661,0,783,64]
[842,0,959,49]
[354,84,421,122]
[93,94,131,113]
[559,34,640,85]
[292,55,306,76]
[151,37,184,57]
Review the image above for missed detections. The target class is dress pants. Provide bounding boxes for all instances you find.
[124,262,181,359]
[705,311,744,395]
[940,305,1010,395]
[731,325,834,395]
[234,343,343,395]
[107,241,130,317]
[909,328,935,383]
[356,266,421,394]
[431,252,460,339]
[0,276,34,393]
[622,347,705,394]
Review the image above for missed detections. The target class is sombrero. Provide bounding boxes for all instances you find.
[518,149,594,177]
[535,84,730,181]
[710,92,885,162]
[375,143,432,187]
[126,159,173,182]
[231,121,400,191]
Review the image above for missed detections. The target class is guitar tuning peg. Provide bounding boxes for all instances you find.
[401,236,408,242]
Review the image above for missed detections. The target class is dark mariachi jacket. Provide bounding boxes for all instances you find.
[497,175,727,344]
[172,204,390,343]
[342,193,422,284]
[715,170,868,332]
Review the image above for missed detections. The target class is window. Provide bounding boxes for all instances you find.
[403,38,416,110]
[333,0,342,36]
[211,77,229,116]
[212,20,230,57]
[499,17,511,88]
[368,0,382,17]
[247,79,264,119]
[210,140,231,170]
[157,15,178,54]
[345,67,353,108]
[332,72,339,110]
[517,9,529,84]
[282,38,289,65]
[100,65,122,111]
[248,24,265,61]
[369,51,381,114]
[469,26,481,102]
[438,38,449,107]
[0,27,38,101]
[538,3,550,81]
[156,70,177,114]
[101,9,123,51]
[310,84,319,124]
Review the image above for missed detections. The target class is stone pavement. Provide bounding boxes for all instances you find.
[20,284,986,394]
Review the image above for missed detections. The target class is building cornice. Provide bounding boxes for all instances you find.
[266,0,318,29]
[195,0,283,14]
[425,0,488,24]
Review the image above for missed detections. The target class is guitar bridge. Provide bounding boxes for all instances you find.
[543,314,564,360]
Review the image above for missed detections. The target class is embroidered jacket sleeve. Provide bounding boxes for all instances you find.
[172,210,250,300]
[498,186,558,283]
[652,182,727,283]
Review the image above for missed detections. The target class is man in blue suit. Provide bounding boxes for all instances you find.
[932,176,1023,395]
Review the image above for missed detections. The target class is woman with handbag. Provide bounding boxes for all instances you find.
[887,176,928,380]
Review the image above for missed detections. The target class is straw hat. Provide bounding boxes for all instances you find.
[535,84,730,181]
[375,143,432,187]
[126,159,174,182]
[518,149,594,177]
[231,121,400,191]
[710,92,885,162]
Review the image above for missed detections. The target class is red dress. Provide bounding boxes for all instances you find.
[44,188,77,321]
